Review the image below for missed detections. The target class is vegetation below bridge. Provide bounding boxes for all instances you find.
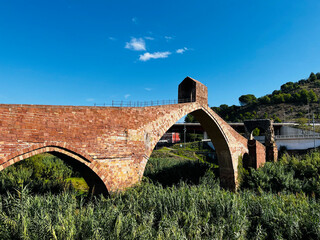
[1,148,320,239]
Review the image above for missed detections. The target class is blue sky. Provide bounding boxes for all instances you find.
[1,0,320,107]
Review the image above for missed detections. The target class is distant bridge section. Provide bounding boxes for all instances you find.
[167,122,320,150]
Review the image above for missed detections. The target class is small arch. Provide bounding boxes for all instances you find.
[0,145,110,195]
[250,127,266,143]
[244,119,275,144]
[244,119,277,162]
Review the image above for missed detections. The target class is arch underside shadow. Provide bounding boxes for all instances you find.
[145,104,243,190]
[0,145,109,196]
[181,109,236,189]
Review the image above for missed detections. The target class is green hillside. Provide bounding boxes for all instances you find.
[186,72,320,123]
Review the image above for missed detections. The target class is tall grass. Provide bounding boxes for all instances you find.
[0,174,319,239]
[0,153,320,239]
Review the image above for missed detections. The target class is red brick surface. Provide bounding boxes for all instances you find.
[0,78,267,193]
[248,139,266,169]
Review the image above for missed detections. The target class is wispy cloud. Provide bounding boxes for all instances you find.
[108,37,116,41]
[139,51,171,61]
[144,36,154,40]
[132,17,138,24]
[144,88,152,91]
[124,94,131,99]
[125,37,146,51]
[164,36,173,40]
[176,47,188,54]
[86,98,95,102]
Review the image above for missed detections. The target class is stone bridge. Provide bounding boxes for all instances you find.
[0,77,269,194]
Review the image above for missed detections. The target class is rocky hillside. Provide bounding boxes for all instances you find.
[186,72,320,123]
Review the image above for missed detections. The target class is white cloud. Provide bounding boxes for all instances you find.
[125,38,146,51]
[108,37,116,41]
[144,88,152,91]
[144,36,154,40]
[86,98,95,102]
[124,94,131,99]
[139,51,171,61]
[164,36,173,40]
[176,47,188,54]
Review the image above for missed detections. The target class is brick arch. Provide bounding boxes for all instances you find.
[0,77,263,193]
[1,141,94,165]
[0,143,111,195]
[140,103,247,190]
[145,104,229,157]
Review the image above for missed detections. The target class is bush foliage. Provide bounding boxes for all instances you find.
[241,151,320,198]
[1,152,320,239]
[0,154,74,194]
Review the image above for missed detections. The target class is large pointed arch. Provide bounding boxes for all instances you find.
[140,103,249,190]
[0,142,110,195]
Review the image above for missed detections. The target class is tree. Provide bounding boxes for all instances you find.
[316,72,320,79]
[272,90,281,95]
[293,92,301,102]
[274,116,282,123]
[309,90,318,102]
[243,112,255,120]
[252,128,260,136]
[272,114,282,123]
[271,94,284,103]
[314,80,320,87]
[309,72,317,82]
[219,104,229,111]
[239,94,257,106]
[298,79,307,85]
[185,114,197,123]
[283,93,292,103]
[281,82,295,92]
[259,95,271,104]
[297,118,308,130]
[300,89,310,103]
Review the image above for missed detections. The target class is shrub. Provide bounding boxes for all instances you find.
[242,152,320,198]
[0,154,74,194]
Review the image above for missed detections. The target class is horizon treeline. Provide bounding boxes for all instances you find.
[185,72,320,123]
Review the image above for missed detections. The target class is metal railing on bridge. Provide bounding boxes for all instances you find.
[94,98,192,107]
[275,134,320,139]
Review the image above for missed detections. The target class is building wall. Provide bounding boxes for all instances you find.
[280,126,316,136]
[277,139,320,150]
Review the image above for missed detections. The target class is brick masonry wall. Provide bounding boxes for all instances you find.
[248,139,266,169]
[0,79,266,193]
[0,102,257,192]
